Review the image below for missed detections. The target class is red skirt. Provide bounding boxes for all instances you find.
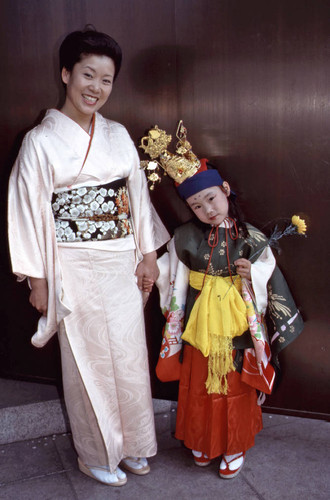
[175,345,263,459]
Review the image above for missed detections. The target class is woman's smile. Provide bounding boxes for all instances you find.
[82,94,98,104]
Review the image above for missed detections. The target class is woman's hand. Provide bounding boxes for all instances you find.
[29,277,48,316]
[234,258,251,280]
[135,251,159,304]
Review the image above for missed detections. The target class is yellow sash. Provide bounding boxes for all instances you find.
[182,271,248,394]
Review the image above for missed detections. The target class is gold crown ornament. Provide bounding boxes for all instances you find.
[139,120,201,189]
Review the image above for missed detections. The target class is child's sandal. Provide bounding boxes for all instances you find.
[219,452,245,479]
[192,450,211,467]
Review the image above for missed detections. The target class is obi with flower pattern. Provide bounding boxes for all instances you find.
[52,178,133,242]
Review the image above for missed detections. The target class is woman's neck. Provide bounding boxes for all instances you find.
[60,104,94,134]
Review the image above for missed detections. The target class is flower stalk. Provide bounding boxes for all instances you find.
[223,215,307,300]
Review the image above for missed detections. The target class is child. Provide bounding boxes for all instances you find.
[141,128,303,479]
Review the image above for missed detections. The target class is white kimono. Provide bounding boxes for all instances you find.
[8,109,170,471]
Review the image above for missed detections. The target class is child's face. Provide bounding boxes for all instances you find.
[186,183,230,226]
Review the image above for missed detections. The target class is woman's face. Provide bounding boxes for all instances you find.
[61,54,115,126]
[186,183,230,226]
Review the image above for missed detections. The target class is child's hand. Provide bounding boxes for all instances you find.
[251,336,265,375]
[234,258,251,280]
[142,277,155,293]
[142,291,151,307]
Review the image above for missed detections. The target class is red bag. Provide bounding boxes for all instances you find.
[241,341,275,394]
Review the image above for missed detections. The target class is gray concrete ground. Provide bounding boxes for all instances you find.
[0,379,329,499]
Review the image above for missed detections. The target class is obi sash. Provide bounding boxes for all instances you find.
[52,178,133,242]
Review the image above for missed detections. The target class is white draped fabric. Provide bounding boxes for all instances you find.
[8,109,170,471]
[58,247,157,472]
[8,109,169,347]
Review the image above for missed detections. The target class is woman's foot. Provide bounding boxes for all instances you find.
[120,456,150,475]
[219,452,245,479]
[192,450,211,467]
[78,457,127,486]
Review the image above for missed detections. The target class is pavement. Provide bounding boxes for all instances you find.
[0,379,329,500]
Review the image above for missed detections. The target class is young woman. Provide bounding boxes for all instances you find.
[8,29,169,486]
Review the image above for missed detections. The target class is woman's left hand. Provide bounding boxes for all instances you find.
[234,258,252,280]
[135,251,159,299]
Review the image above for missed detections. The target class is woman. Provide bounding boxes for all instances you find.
[8,29,169,486]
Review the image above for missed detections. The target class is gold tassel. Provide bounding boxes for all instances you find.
[205,335,235,395]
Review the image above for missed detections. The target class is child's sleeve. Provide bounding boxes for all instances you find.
[155,238,190,382]
[250,246,276,314]
[156,238,189,314]
[242,247,277,395]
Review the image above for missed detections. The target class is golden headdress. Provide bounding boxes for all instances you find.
[140,120,201,189]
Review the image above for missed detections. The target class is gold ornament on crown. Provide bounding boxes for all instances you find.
[139,120,200,189]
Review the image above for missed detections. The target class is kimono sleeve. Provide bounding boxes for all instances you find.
[8,130,71,348]
[8,132,54,281]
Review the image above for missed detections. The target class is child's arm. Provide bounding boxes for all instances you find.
[153,238,189,382]
[236,248,276,375]
[155,238,189,314]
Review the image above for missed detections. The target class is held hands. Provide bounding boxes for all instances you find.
[135,251,159,306]
[234,258,251,280]
[29,277,48,316]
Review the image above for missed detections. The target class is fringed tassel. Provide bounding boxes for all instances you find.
[205,335,235,395]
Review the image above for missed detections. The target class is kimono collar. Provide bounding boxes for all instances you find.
[67,113,96,188]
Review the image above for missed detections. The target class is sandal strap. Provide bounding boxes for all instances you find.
[223,451,244,466]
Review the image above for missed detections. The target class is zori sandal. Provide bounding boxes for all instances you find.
[120,456,150,475]
[78,457,127,486]
[219,452,245,479]
[192,450,211,467]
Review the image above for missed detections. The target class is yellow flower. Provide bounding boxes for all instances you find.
[291,215,307,235]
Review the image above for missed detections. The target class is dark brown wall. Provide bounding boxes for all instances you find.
[0,0,329,416]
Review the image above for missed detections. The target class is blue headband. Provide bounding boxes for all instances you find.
[177,169,224,200]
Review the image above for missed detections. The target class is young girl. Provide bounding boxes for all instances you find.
[147,156,303,479]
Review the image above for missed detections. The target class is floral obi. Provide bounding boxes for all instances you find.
[52,178,133,242]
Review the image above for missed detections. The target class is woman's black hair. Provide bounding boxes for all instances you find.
[59,27,122,80]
